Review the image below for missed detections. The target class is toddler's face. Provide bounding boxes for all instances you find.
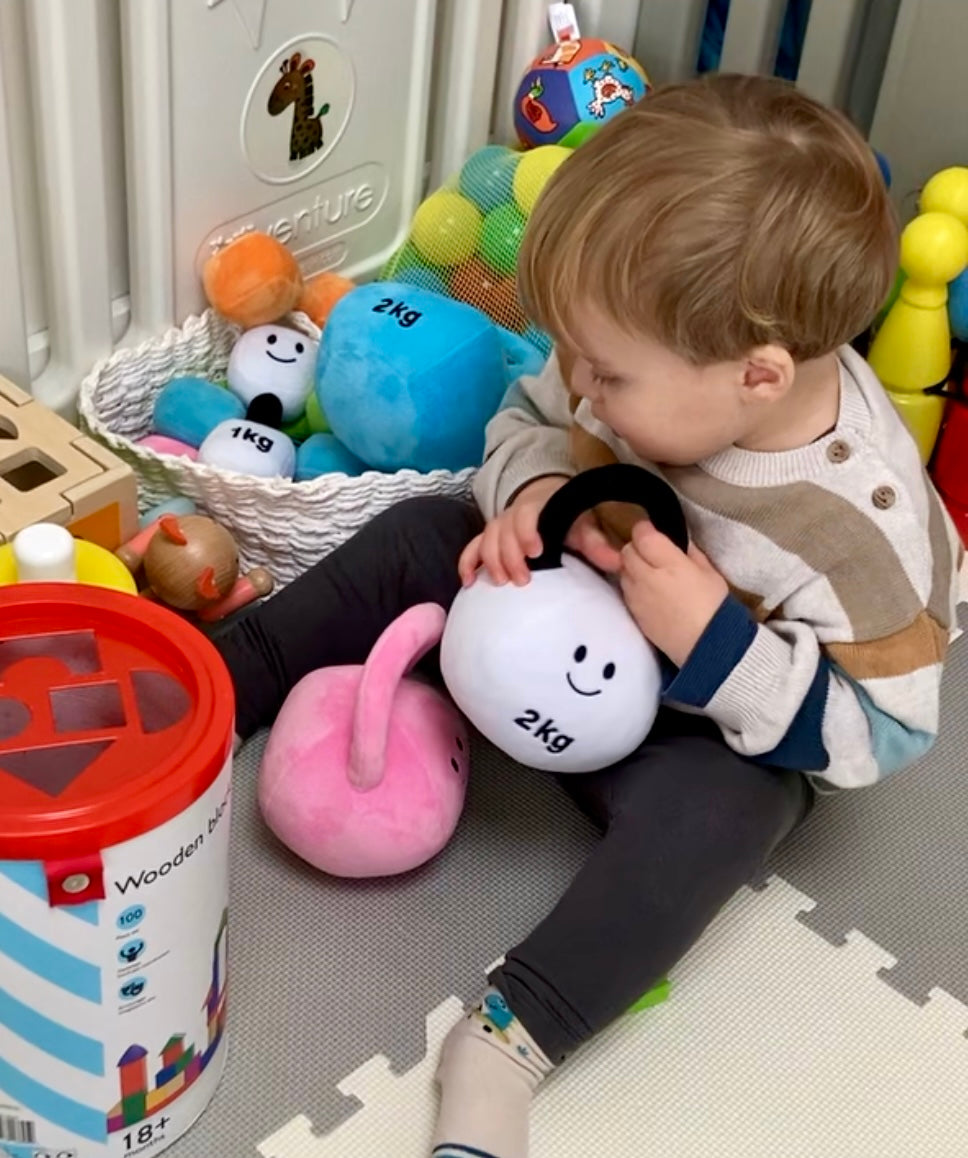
[565,308,754,466]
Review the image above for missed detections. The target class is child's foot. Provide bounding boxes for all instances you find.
[433,990,553,1158]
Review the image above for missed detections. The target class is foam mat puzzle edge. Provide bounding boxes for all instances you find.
[256,875,968,1158]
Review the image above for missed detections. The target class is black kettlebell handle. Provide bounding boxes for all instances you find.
[530,464,689,571]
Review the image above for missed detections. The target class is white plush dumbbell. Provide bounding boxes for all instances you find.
[197,419,297,479]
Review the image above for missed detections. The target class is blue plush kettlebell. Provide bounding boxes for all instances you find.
[315,282,546,474]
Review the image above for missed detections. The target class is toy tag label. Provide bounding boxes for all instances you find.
[548,3,580,43]
[514,707,575,755]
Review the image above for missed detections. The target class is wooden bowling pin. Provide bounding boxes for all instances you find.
[868,211,968,461]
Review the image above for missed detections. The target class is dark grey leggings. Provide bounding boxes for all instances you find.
[215,497,811,1064]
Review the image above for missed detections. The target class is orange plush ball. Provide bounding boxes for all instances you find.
[203,232,303,328]
[298,272,356,328]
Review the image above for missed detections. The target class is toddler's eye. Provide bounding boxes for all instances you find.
[592,371,622,388]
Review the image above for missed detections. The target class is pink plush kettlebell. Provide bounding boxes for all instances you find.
[258,603,469,878]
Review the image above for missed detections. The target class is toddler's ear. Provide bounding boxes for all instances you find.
[742,345,795,401]
[556,343,579,388]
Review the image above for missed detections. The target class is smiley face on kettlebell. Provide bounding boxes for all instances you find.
[566,644,618,698]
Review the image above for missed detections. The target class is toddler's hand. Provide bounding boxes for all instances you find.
[459,476,623,587]
[620,522,729,667]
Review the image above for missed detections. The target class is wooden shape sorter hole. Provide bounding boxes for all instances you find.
[0,449,65,492]
[0,415,16,440]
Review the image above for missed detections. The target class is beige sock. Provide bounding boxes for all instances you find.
[433,990,553,1158]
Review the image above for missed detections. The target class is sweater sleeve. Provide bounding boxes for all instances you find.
[664,593,944,789]
[472,350,576,518]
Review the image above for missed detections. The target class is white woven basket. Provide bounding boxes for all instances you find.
[78,310,474,587]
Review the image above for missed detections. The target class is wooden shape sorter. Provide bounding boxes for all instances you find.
[0,376,139,550]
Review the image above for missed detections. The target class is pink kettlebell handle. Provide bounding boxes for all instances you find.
[349,603,448,791]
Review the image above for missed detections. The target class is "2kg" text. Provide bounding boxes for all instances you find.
[372,297,423,329]
[514,709,575,755]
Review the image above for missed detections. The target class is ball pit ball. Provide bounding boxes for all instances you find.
[384,241,423,278]
[397,266,450,297]
[513,145,572,215]
[480,204,528,278]
[451,258,528,333]
[458,145,521,212]
[383,242,448,295]
[560,122,602,149]
[411,190,482,266]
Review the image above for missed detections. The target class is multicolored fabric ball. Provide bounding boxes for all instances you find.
[514,38,650,150]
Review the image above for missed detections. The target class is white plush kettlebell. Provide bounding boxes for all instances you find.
[440,464,689,773]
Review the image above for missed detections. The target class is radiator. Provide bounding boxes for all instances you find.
[0,0,952,408]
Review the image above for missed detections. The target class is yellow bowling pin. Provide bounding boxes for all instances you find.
[920,167,968,224]
[868,211,968,461]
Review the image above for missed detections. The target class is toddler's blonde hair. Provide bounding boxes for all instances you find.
[519,73,898,363]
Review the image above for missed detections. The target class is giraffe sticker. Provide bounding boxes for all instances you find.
[268,53,330,162]
[241,35,356,185]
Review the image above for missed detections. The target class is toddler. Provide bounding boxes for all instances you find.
[217,74,962,1158]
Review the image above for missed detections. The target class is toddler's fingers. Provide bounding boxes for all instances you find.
[631,520,683,567]
[500,522,532,586]
[458,535,484,585]
[574,520,623,573]
[480,524,510,586]
[687,541,714,569]
[620,541,653,582]
[512,503,543,558]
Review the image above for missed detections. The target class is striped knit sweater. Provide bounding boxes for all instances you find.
[474,345,962,789]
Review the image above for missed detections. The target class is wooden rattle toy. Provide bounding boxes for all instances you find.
[117,514,273,622]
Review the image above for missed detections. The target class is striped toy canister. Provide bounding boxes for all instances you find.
[0,584,234,1158]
